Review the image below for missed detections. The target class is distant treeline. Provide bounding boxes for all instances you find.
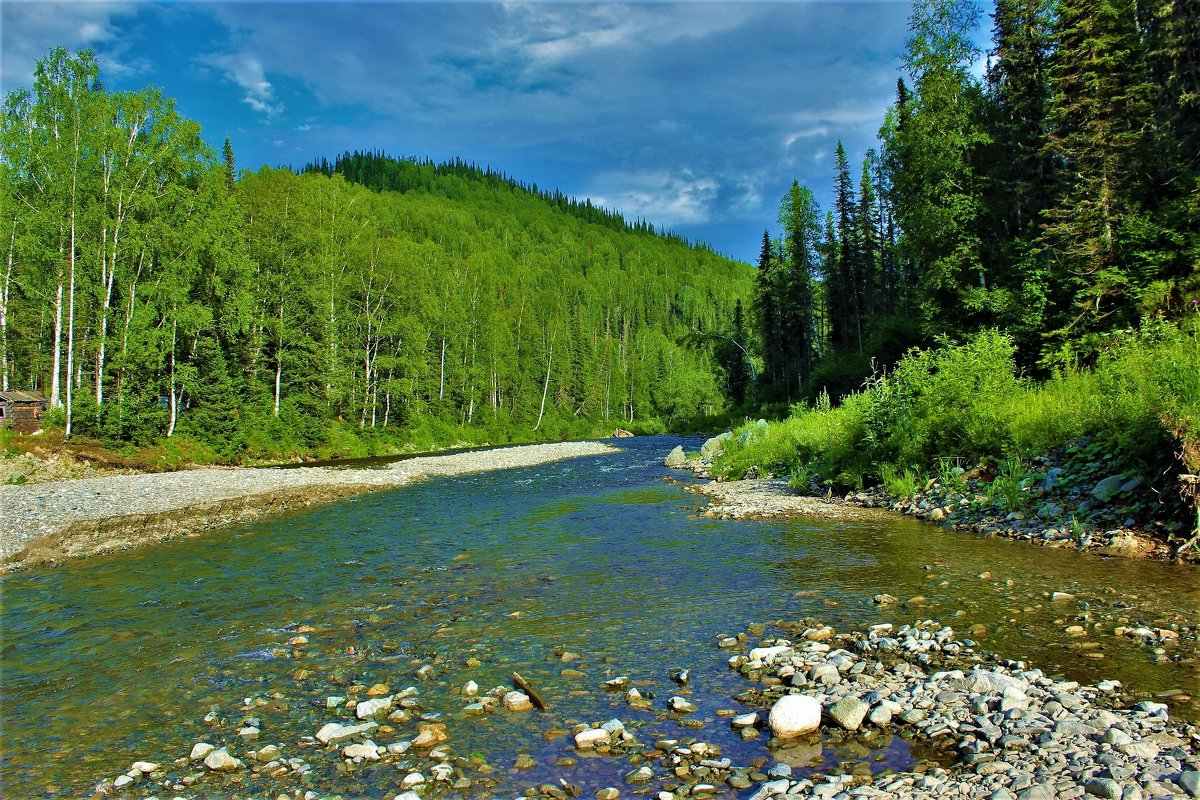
[0,48,754,460]
[305,151,721,255]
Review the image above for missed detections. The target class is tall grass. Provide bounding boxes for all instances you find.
[716,319,1199,500]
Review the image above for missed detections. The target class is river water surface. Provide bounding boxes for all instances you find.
[1,436,1196,798]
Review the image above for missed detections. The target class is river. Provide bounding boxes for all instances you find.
[1,435,1195,798]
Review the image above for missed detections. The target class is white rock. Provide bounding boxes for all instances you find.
[189,742,215,761]
[575,728,611,749]
[748,645,793,663]
[113,775,134,789]
[356,697,393,719]
[669,696,698,713]
[402,772,426,788]
[731,712,758,727]
[768,694,822,738]
[203,748,241,772]
[503,691,534,712]
[343,740,382,760]
[315,720,378,745]
[463,680,479,696]
[130,761,159,774]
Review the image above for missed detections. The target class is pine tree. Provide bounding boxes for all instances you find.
[830,142,859,351]
[1042,0,1156,337]
[223,137,236,191]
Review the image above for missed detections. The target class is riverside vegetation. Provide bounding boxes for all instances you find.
[722,0,1199,557]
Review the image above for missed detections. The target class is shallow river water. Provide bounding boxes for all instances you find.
[1,436,1196,799]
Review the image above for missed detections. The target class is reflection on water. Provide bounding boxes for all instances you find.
[0,436,1196,798]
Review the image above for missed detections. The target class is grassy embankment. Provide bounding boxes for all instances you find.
[713,318,1200,554]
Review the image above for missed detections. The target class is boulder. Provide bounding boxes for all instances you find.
[664,446,687,468]
[701,432,732,458]
[768,694,821,738]
[574,728,611,750]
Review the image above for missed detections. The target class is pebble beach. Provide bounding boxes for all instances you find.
[0,441,617,572]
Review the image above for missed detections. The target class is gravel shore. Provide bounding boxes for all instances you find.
[0,441,617,572]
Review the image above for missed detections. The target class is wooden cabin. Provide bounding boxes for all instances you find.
[0,390,49,433]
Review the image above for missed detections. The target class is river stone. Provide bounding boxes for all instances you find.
[463,680,479,696]
[732,712,758,727]
[868,704,893,726]
[255,744,282,762]
[768,694,821,738]
[669,696,698,713]
[1177,773,1200,798]
[343,740,382,760]
[189,742,215,761]
[1085,779,1124,800]
[130,761,158,774]
[316,720,378,745]
[503,691,534,712]
[203,748,241,772]
[412,723,448,747]
[597,789,620,800]
[356,697,393,719]
[664,446,687,467]
[402,772,426,788]
[749,645,792,663]
[827,696,868,731]
[575,729,611,750]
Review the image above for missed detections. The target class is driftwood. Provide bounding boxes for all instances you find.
[512,671,549,711]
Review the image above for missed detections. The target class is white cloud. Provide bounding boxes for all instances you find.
[589,169,721,227]
[0,1,140,93]
[200,52,282,117]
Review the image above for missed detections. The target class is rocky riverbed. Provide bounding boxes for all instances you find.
[85,618,1200,800]
[0,441,616,572]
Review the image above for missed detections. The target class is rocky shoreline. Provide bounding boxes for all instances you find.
[0,441,617,573]
[663,443,1193,564]
[85,618,1200,800]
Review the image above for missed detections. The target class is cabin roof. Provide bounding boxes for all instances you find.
[0,390,48,403]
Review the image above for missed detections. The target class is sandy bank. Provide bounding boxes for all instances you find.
[0,441,617,572]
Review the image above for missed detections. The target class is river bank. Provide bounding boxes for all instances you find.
[667,443,1194,564]
[0,440,617,573]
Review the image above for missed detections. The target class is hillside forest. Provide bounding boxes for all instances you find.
[0,49,754,461]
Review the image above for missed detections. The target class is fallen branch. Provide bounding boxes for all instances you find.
[512,671,549,711]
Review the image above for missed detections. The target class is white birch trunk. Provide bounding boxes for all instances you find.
[533,341,553,432]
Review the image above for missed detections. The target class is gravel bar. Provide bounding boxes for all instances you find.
[0,441,617,572]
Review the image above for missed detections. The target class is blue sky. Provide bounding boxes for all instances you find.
[1,1,933,263]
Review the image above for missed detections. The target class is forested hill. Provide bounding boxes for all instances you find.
[0,48,755,462]
[306,151,718,253]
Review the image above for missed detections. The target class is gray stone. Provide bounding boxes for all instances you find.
[1091,474,1126,502]
[1176,772,1200,798]
[1085,779,1124,800]
[664,446,687,468]
[701,432,732,458]
[827,696,868,731]
[1102,728,1134,746]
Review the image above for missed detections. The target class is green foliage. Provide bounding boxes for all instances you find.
[718,323,1197,505]
[988,457,1026,511]
[880,463,923,499]
[1,50,755,461]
